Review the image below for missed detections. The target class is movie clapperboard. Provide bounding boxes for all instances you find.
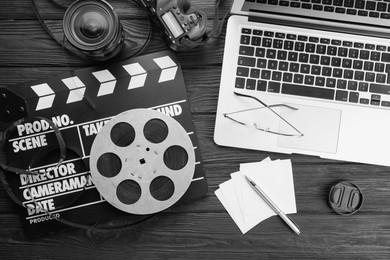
[0,50,208,237]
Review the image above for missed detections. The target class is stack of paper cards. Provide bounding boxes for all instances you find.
[215,158,297,234]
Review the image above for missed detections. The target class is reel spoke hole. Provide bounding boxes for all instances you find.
[117,180,141,205]
[144,118,168,144]
[163,145,188,170]
[150,176,175,201]
[97,152,122,177]
[110,122,135,147]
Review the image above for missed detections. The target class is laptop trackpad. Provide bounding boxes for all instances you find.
[277,104,341,154]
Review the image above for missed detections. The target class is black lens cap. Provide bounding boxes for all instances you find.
[329,181,363,215]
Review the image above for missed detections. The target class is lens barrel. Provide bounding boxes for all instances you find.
[63,0,124,60]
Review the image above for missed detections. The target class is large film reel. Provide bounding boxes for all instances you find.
[90,109,195,215]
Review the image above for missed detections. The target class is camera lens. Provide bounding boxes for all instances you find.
[63,0,124,60]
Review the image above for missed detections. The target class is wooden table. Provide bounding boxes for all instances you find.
[1,0,390,259]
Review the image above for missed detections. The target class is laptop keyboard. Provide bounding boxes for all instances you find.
[235,25,390,107]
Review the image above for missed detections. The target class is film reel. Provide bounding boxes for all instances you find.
[89,109,195,215]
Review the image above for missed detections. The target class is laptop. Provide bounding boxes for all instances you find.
[214,0,390,166]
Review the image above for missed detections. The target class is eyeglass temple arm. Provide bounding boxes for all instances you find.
[233,92,304,136]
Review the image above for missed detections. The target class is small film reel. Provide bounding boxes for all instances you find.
[89,109,195,215]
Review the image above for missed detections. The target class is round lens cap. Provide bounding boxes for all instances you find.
[329,181,363,215]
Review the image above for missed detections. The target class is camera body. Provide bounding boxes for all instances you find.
[139,0,207,51]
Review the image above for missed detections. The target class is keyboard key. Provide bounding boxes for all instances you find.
[353,60,363,69]
[376,73,386,83]
[337,79,347,89]
[301,64,311,74]
[344,69,354,79]
[273,39,283,49]
[272,71,282,81]
[364,61,374,71]
[372,52,381,61]
[359,82,369,92]
[377,45,387,51]
[342,58,352,68]
[359,50,370,59]
[283,72,293,82]
[327,46,337,55]
[277,50,288,60]
[250,68,260,78]
[370,83,390,95]
[279,61,289,71]
[257,80,267,91]
[241,28,251,34]
[331,57,342,67]
[349,49,359,58]
[344,0,354,7]
[371,94,381,106]
[268,60,278,69]
[349,92,359,103]
[354,70,364,80]
[320,56,331,65]
[241,35,250,45]
[335,7,346,13]
[266,49,277,59]
[261,70,271,79]
[255,48,266,57]
[381,100,390,107]
[284,40,294,50]
[238,56,256,67]
[332,68,343,77]
[304,75,315,85]
[257,58,267,68]
[315,76,325,86]
[253,30,263,36]
[262,38,272,47]
[338,47,348,57]
[290,62,300,72]
[295,42,305,51]
[336,90,348,101]
[235,77,245,88]
[324,6,335,12]
[268,82,281,93]
[322,66,332,76]
[246,79,256,90]
[288,52,298,61]
[326,78,336,88]
[282,83,335,99]
[365,72,375,81]
[299,53,309,63]
[358,10,368,16]
[348,81,358,90]
[251,36,261,46]
[377,2,387,11]
[239,46,255,56]
[294,74,304,83]
[381,53,390,62]
[311,65,321,75]
[280,0,290,6]
[366,1,376,10]
[237,67,249,77]
[310,54,320,64]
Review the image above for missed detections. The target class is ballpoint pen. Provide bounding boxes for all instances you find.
[245,175,300,235]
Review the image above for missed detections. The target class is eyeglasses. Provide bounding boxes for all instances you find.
[223,92,304,137]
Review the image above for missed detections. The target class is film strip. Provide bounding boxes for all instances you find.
[0,50,207,237]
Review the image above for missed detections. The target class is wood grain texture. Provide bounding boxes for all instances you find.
[1,0,390,259]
